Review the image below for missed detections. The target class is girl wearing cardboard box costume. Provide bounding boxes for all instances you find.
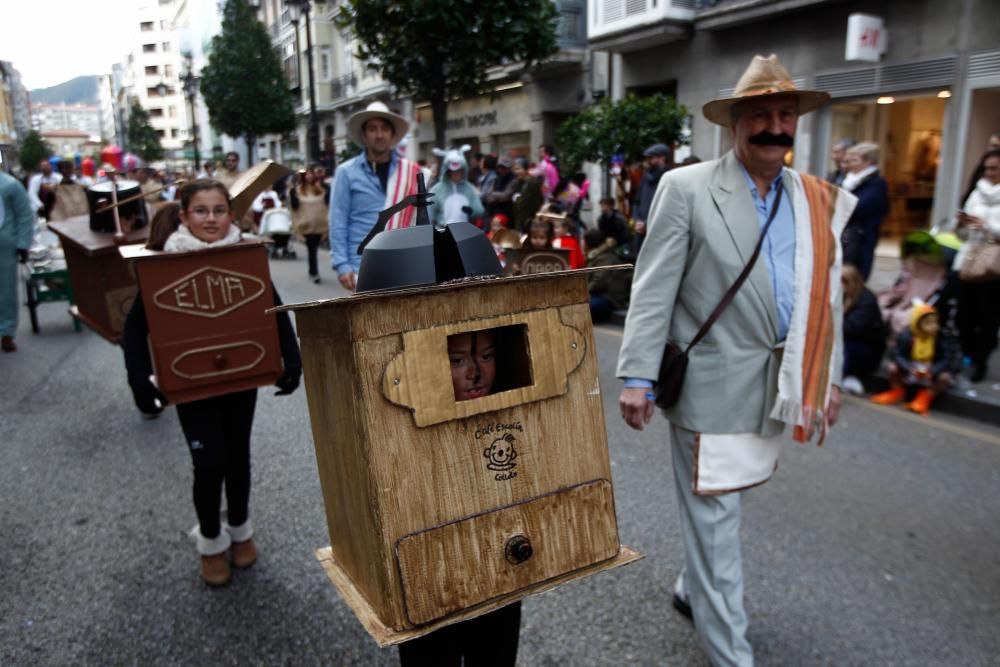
[122,180,302,586]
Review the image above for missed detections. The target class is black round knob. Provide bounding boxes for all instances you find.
[505,535,533,565]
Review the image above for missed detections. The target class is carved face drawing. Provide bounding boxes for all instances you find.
[484,433,517,471]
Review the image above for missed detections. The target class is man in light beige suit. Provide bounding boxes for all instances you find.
[618,55,856,666]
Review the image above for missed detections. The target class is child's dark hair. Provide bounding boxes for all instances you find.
[598,197,615,207]
[146,202,182,250]
[179,179,231,210]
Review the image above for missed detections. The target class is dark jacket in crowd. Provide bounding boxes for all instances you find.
[511,177,544,232]
[597,210,633,248]
[633,166,667,223]
[586,246,631,310]
[483,169,515,221]
[841,171,889,280]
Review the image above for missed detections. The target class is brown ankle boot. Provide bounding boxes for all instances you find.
[231,538,257,569]
[1,336,16,352]
[200,553,232,586]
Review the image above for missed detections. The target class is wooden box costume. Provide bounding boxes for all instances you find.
[279,185,639,646]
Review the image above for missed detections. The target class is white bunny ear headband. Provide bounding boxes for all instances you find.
[458,144,472,154]
[432,147,447,157]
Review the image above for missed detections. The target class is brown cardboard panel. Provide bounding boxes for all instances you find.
[395,480,619,625]
[132,242,282,404]
[315,544,643,648]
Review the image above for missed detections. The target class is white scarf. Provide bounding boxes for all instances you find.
[841,165,877,192]
[974,177,1000,206]
[163,224,242,253]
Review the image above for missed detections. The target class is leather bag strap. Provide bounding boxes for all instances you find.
[685,181,784,354]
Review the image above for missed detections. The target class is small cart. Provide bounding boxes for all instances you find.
[23,261,82,334]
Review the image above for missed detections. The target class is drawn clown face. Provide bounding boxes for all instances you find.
[484,433,517,471]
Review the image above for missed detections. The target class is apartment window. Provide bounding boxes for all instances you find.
[162,42,171,51]
[140,21,154,31]
[320,48,332,81]
[143,43,157,53]
[168,106,177,118]
[159,20,166,30]
[149,108,165,117]
[171,128,180,138]
[155,129,166,137]
[282,41,299,88]
[145,66,159,76]
[164,65,173,77]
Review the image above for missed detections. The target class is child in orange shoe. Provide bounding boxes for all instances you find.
[871,302,959,415]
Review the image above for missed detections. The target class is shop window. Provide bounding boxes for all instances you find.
[446,325,532,402]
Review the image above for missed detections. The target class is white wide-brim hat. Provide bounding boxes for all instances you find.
[702,54,831,127]
[346,101,410,149]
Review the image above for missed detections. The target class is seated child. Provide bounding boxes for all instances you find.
[550,214,585,269]
[583,228,630,323]
[397,329,521,665]
[871,302,959,415]
[841,263,886,395]
[122,179,302,587]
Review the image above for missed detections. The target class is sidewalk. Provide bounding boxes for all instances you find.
[609,248,1000,427]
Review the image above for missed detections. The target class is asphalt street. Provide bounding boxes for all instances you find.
[2,243,999,666]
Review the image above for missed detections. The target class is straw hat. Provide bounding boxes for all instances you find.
[702,54,830,127]
[346,101,410,148]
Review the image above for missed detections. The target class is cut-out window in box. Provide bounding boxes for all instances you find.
[446,325,533,402]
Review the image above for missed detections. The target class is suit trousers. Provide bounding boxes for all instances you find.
[671,423,754,667]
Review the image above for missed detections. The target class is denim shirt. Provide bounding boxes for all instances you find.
[623,164,796,389]
[328,151,402,276]
[739,164,795,342]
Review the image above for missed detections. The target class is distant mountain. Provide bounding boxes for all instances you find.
[29,76,100,106]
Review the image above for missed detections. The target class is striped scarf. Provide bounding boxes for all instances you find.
[770,171,856,444]
[384,158,423,229]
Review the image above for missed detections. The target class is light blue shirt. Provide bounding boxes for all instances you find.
[623,164,796,389]
[328,151,403,276]
[739,164,795,342]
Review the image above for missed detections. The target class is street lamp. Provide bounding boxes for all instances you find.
[287,0,321,166]
[181,54,201,171]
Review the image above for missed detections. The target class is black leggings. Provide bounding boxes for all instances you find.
[305,234,322,277]
[175,389,257,538]
[397,602,521,667]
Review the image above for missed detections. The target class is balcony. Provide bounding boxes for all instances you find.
[330,72,357,100]
[693,0,844,31]
[589,0,697,51]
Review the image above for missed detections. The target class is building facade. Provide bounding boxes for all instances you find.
[119,0,192,157]
[30,103,102,139]
[589,0,1000,236]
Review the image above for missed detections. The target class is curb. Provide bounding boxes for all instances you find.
[606,309,999,428]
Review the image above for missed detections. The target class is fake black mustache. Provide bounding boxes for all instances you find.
[748,132,794,147]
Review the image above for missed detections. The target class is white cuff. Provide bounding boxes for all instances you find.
[196,529,232,556]
[225,519,254,543]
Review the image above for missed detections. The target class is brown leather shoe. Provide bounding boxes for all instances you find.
[230,538,257,569]
[200,553,232,586]
[1,336,16,352]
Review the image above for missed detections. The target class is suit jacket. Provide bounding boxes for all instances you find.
[617,151,796,436]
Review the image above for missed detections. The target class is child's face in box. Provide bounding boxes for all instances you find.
[181,189,233,243]
[529,229,549,249]
[448,331,497,401]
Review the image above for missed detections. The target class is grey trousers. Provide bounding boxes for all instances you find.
[671,423,754,667]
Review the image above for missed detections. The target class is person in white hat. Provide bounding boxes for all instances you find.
[617,54,857,666]
[328,101,423,291]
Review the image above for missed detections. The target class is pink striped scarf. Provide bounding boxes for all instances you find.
[384,158,423,229]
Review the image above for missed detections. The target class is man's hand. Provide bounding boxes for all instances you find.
[826,385,842,426]
[619,386,655,431]
[338,272,357,291]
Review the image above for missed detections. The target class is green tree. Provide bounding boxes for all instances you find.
[337,0,560,151]
[200,0,296,164]
[127,103,164,163]
[557,94,689,171]
[19,130,52,172]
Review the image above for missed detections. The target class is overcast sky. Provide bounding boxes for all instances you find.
[3,0,137,90]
